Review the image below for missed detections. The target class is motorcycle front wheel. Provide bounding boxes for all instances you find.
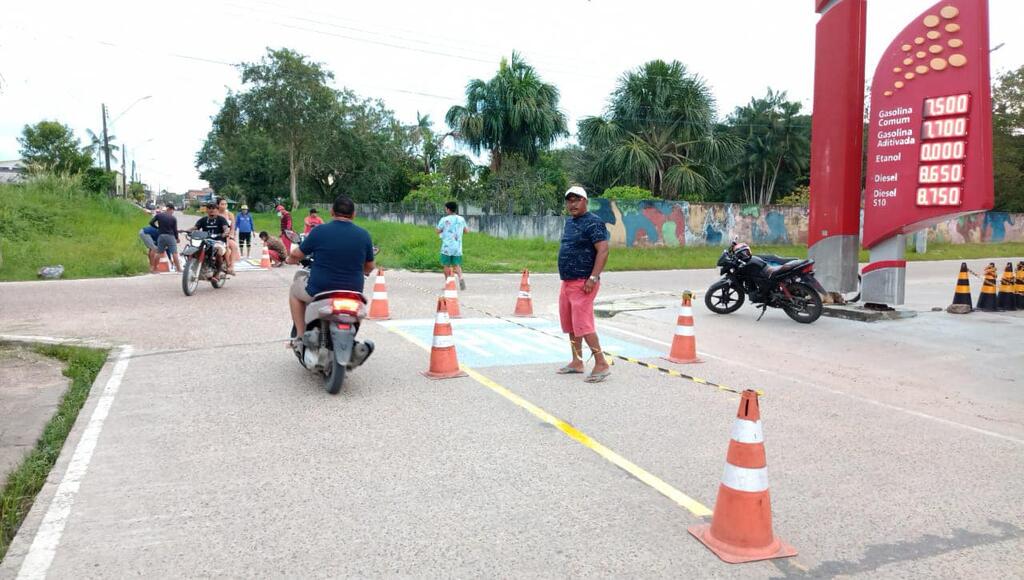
[784,282,824,324]
[323,359,345,395]
[182,258,200,296]
[211,271,227,289]
[705,281,745,314]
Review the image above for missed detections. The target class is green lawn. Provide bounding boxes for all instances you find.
[0,344,108,559]
[0,177,151,281]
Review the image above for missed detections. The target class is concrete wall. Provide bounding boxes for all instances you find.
[359,200,1024,247]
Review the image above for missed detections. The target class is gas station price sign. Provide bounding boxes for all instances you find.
[862,0,992,249]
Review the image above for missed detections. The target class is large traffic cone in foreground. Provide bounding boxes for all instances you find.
[443,275,462,318]
[367,267,391,320]
[513,269,534,317]
[1016,262,1024,310]
[664,291,702,364]
[156,254,171,273]
[259,246,271,269]
[977,263,998,312]
[689,390,796,564]
[422,297,467,379]
[949,262,973,312]
[997,262,1017,311]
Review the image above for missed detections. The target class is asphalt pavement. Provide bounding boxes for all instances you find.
[0,254,1021,578]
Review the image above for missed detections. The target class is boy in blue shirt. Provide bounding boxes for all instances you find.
[436,201,469,289]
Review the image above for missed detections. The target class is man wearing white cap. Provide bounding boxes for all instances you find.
[556,186,611,383]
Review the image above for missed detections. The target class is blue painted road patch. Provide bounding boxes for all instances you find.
[380,317,661,368]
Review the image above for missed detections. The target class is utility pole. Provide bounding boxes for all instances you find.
[101,104,111,172]
[121,145,128,198]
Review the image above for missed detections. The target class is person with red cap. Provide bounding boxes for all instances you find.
[276,204,295,252]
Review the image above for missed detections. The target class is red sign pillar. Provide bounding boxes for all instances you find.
[808,0,867,294]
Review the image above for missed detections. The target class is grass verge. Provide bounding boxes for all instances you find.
[0,344,108,560]
[0,176,151,281]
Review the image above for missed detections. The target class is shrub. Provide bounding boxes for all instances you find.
[601,185,654,201]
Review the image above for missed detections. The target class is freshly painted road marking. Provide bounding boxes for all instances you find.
[384,326,713,518]
[17,345,134,580]
[380,317,660,368]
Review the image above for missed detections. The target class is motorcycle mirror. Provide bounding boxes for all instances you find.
[285,231,300,243]
[372,246,380,256]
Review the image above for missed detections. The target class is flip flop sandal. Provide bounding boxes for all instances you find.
[584,371,611,383]
[557,366,584,375]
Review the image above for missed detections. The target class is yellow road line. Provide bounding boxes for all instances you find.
[384,326,713,518]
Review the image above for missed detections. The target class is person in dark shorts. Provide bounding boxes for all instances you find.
[149,204,181,272]
[139,226,160,273]
[236,205,255,258]
[189,203,231,264]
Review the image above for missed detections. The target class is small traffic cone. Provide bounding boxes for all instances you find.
[513,269,534,317]
[422,297,467,380]
[156,254,171,273]
[977,263,998,312]
[1016,262,1024,310]
[367,267,391,320]
[688,390,796,564]
[664,291,702,364]
[997,262,1017,311]
[443,275,462,318]
[259,246,271,269]
[949,262,973,312]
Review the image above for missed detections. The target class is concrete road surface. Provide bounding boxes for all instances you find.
[1,257,1021,578]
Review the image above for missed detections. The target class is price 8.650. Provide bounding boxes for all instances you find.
[918,163,965,184]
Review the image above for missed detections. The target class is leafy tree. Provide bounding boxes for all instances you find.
[440,154,475,198]
[237,48,338,208]
[446,52,568,171]
[992,66,1024,212]
[17,121,92,175]
[724,89,811,205]
[409,113,443,174]
[578,60,738,200]
[81,167,118,195]
[601,185,653,200]
[128,181,146,203]
[404,173,451,206]
[774,184,810,206]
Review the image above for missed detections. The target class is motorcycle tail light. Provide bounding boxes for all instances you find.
[337,323,351,330]
[802,265,814,273]
[331,298,361,315]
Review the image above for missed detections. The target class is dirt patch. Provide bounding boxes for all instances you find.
[0,345,70,481]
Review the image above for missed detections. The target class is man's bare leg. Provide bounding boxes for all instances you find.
[581,333,610,374]
[564,333,585,372]
[289,295,306,339]
[171,252,182,272]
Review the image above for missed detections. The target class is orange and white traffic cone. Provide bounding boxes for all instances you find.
[688,390,796,564]
[367,267,391,320]
[156,254,171,273]
[443,275,462,318]
[664,291,702,364]
[422,297,467,379]
[259,246,271,269]
[513,269,534,317]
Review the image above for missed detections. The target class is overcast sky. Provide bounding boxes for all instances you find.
[2,0,1021,192]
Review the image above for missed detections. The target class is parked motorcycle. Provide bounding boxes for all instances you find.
[705,241,826,324]
[287,234,376,394]
[181,231,228,296]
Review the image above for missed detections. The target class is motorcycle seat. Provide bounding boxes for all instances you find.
[764,259,812,279]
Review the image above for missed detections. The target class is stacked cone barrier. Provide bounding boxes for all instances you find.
[259,247,272,269]
[513,269,534,317]
[977,263,998,312]
[367,267,391,320]
[1017,262,1024,310]
[688,390,796,564]
[443,276,462,318]
[997,262,1017,311]
[664,291,702,364]
[422,297,467,379]
[949,262,973,311]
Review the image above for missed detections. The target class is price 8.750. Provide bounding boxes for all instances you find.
[916,186,962,207]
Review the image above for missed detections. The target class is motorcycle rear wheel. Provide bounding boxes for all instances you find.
[705,282,745,314]
[182,258,200,296]
[783,282,824,324]
[323,359,345,395]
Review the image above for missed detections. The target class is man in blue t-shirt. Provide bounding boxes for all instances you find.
[285,195,375,340]
[556,186,611,383]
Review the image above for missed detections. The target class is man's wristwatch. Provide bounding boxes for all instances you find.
[588,275,600,283]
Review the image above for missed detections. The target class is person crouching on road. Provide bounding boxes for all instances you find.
[236,205,255,259]
[258,231,287,267]
[138,225,160,273]
[556,186,610,383]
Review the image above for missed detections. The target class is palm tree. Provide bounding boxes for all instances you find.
[577,60,738,200]
[726,89,811,205]
[85,129,120,167]
[409,112,442,174]
[445,52,568,171]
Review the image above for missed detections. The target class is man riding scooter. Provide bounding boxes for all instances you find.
[285,194,376,352]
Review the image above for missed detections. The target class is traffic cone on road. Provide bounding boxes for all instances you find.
[977,263,998,312]
[997,262,1017,311]
[156,255,171,273]
[688,390,796,564]
[443,275,462,318]
[513,269,534,317]
[1016,262,1024,310]
[422,297,467,380]
[664,291,702,364]
[948,262,973,312]
[367,267,391,320]
[259,246,271,269]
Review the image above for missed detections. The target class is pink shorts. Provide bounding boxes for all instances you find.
[559,279,600,336]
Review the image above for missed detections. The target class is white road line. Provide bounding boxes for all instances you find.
[597,321,1024,446]
[16,345,134,580]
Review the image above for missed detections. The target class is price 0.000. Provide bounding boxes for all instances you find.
[923,94,971,118]
[918,163,965,184]
[922,117,968,140]
[916,186,962,207]
[920,140,967,162]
